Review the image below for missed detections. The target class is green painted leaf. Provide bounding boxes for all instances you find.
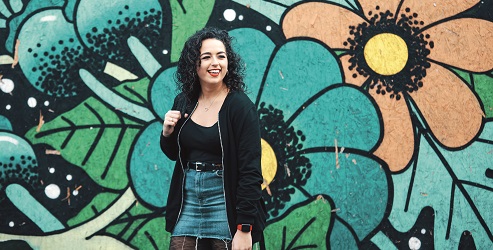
[104,204,169,249]
[389,121,493,249]
[264,197,332,249]
[24,96,144,190]
[473,73,493,118]
[113,78,151,105]
[67,192,120,226]
[128,216,170,249]
[170,0,215,62]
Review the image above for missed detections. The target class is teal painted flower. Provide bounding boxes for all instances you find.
[232,28,391,245]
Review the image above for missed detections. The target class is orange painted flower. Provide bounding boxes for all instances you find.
[282,0,493,172]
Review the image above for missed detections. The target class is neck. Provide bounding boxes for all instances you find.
[201,84,227,99]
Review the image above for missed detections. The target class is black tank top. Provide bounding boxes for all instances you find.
[180,119,222,163]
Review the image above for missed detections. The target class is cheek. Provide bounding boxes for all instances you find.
[197,64,205,73]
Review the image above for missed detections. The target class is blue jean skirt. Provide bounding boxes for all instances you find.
[172,169,231,240]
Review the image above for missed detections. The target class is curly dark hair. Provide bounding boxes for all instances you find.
[176,27,245,101]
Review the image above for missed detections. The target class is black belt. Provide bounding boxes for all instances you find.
[187,161,223,171]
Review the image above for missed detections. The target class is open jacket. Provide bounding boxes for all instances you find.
[160,90,266,243]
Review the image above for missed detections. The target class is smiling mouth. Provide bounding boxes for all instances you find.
[208,69,220,77]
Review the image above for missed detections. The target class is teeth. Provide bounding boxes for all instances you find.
[209,70,220,74]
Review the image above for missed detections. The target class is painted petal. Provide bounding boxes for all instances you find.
[409,63,484,148]
[302,150,389,240]
[293,85,380,151]
[340,54,368,86]
[151,67,177,118]
[260,40,341,117]
[359,0,400,19]
[426,18,493,72]
[230,28,275,102]
[399,0,479,27]
[282,2,365,49]
[371,88,415,172]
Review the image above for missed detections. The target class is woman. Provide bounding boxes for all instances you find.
[160,27,266,249]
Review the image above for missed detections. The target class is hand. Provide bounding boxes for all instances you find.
[232,230,252,250]
[162,110,187,137]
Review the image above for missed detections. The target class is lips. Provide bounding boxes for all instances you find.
[208,69,220,77]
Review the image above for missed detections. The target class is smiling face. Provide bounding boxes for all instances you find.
[197,38,228,87]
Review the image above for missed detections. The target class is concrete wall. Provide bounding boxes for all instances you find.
[0,0,492,249]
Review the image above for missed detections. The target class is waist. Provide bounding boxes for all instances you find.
[186,161,223,171]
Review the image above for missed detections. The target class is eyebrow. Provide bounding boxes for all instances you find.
[200,51,226,57]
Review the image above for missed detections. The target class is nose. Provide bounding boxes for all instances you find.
[211,56,219,66]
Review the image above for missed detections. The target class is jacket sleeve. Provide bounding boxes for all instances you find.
[235,104,263,225]
[159,95,183,161]
[160,133,178,161]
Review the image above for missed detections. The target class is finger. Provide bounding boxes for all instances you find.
[166,117,176,125]
[168,110,182,119]
[164,112,181,124]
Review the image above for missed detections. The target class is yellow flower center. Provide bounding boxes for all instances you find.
[364,33,408,76]
[261,139,277,189]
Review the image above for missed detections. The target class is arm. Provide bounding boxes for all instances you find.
[160,94,188,161]
[160,132,178,161]
[235,105,263,223]
[233,105,263,249]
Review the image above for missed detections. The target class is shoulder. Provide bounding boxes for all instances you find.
[225,90,254,109]
[173,92,187,103]
[173,92,196,110]
[222,91,258,124]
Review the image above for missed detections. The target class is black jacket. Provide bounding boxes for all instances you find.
[160,90,266,242]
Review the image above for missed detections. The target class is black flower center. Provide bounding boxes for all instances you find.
[258,102,311,218]
[344,6,433,100]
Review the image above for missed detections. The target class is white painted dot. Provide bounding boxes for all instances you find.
[45,184,61,199]
[27,97,37,108]
[266,25,272,31]
[162,49,168,54]
[73,190,79,196]
[49,167,55,173]
[6,104,11,110]
[239,15,244,20]
[223,9,236,21]
[44,100,50,106]
[66,174,72,181]
[9,221,14,227]
[421,229,426,234]
[0,78,14,93]
[408,237,421,250]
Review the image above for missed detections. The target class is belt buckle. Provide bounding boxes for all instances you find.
[195,162,202,172]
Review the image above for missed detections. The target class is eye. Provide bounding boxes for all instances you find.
[201,56,210,60]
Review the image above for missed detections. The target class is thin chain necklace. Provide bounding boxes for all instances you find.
[202,89,223,112]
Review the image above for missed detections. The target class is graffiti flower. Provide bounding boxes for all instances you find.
[229,28,392,245]
[282,1,493,172]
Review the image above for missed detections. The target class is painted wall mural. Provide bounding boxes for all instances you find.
[0,0,492,249]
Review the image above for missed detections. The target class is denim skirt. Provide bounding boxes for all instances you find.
[172,169,231,240]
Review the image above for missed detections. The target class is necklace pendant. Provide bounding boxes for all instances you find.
[204,107,209,112]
